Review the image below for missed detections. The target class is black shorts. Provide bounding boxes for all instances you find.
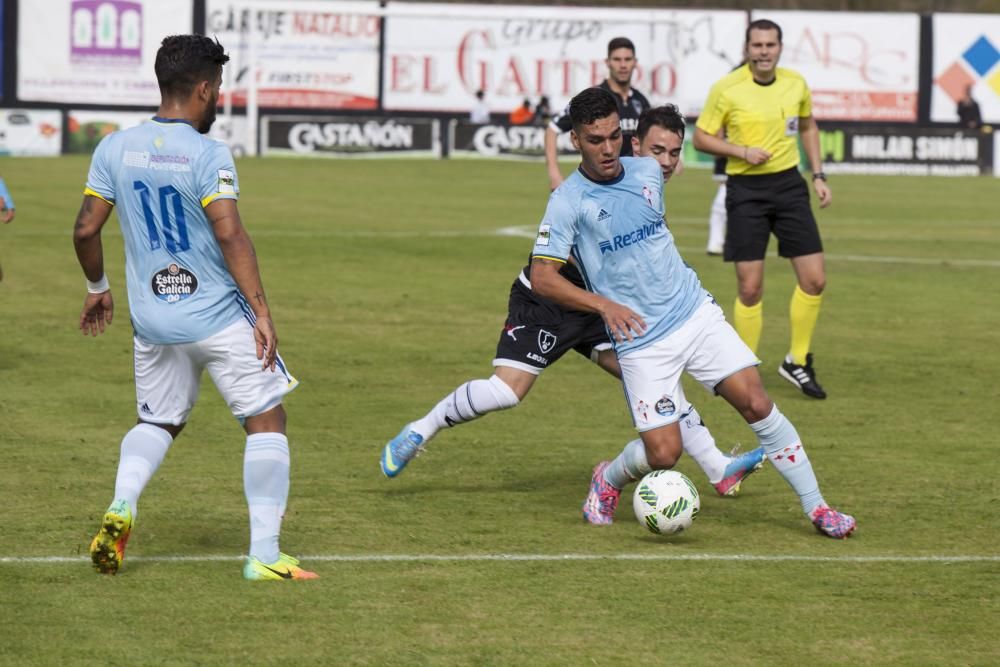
[494,276,610,373]
[724,167,823,262]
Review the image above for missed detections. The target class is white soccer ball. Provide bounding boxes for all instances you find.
[633,470,700,535]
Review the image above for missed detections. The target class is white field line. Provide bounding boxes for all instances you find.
[2,553,998,565]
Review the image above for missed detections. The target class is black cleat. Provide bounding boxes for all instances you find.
[779,353,827,399]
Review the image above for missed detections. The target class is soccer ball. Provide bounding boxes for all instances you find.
[633,470,700,535]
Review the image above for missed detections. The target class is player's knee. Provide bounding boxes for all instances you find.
[737,286,762,305]
[647,446,681,469]
[799,276,825,295]
[488,375,521,409]
[737,392,774,423]
[244,403,286,435]
[643,433,682,469]
[139,420,184,439]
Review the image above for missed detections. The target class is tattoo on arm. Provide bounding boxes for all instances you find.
[74,197,94,231]
[254,291,266,305]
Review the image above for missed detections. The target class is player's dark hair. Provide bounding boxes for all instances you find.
[746,19,782,44]
[155,35,229,100]
[636,105,686,142]
[569,87,619,130]
[607,37,636,57]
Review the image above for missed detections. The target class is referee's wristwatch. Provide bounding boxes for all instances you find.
[812,172,827,181]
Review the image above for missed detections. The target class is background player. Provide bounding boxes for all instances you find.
[530,87,854,538]
[382,106,765,502]
[0,175,15,282]
[692,19,832,399]
[706,154,727,256]
[544,37,650,191]
[73,35,316,580]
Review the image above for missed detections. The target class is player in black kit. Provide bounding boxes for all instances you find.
[544,37,651,191]
[381,106,766,501]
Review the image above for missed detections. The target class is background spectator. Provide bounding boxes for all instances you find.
[957,84,982,129]
[470,90,491,124]
[509,98,533,125]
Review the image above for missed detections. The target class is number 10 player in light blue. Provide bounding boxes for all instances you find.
[73,35,317,580]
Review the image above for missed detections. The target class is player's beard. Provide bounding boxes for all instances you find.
[198,91,219,134]
[611,69,633,87]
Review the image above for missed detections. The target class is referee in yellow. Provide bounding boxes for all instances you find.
[693,18,831,400]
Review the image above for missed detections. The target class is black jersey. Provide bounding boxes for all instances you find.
[549,80,651,157]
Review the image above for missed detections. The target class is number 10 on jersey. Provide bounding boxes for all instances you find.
[133,181,190,253]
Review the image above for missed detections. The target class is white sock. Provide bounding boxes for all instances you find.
[707,184,727,251]
[410,375,519,442]
[604,438,651,489]
[244,433,290,564]
[678,406,729,484]
[113,423,173,514]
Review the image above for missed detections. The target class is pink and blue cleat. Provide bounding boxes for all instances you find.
[712,446,767,497]
[582,461,622,525]
[810,504,857,539]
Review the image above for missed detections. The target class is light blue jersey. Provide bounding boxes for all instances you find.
[85,117,245,345]
[532,156,708,356]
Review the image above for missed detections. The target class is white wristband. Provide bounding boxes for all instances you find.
[86,274,110,293]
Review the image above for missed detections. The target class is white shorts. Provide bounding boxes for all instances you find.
[618,299,758,432]
[133,318,299,425]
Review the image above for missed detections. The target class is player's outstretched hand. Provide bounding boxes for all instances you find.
[814,179,832,208]
[254,315,278,371]
[600,301,647,343]
[79,291,114,336]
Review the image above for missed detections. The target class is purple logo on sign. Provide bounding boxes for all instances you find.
[70,0,142,64]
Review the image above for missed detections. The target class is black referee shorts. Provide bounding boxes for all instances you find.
[724,167,823,262]
[494,278,610,373]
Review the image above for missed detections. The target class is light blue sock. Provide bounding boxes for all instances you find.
[244,433,290,564]
[113,423,173,514]
[604,438,651,489]
[750,406,824,514]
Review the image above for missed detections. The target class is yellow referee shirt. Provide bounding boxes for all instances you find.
[696,64,812,176]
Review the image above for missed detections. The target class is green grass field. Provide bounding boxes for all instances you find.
[1,155,998,665]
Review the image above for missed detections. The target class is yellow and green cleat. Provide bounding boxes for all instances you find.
[243,553,319,581]
[90,499,133,575]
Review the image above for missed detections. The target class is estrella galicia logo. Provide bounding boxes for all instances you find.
[152,264,198,303]
[655,395,675,417]
[599,220,664,255]
[538,329,557,354]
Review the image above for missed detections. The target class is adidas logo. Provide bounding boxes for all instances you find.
[597,208,611,222]
[140,402,153,415]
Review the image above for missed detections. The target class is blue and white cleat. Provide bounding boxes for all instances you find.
[712,446,766,497]
[381,425,425,478]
